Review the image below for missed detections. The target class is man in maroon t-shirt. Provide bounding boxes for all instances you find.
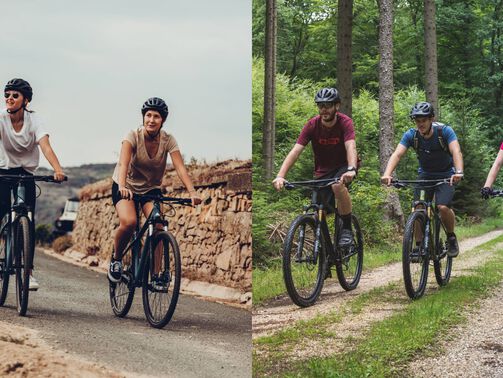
[273,87,358,246]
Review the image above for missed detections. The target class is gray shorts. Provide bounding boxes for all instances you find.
[413,173,455,207]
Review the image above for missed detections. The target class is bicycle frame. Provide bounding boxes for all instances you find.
[121,200,169,286]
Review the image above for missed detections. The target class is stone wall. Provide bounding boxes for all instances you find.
[71,160,251,292]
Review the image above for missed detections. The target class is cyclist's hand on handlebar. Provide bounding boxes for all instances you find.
[54,171,66,182]
[341,171,356,184]
[481,186,493,199]
[118,185,133,200]
[272,176,287,191]
[450,173,463,186]
[380,175,393,186]
[190,194,202,206]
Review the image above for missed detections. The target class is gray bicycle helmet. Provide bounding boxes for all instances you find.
[314,87,340,103]
[141,97,169,121]
[409,102,434,119]
[5,78,33,102]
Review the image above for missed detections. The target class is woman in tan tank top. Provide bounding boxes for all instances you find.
[108,97,201,282]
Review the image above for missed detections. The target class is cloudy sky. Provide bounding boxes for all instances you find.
[0,1,251,168]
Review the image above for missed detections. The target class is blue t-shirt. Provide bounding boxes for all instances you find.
[400,123,457,175]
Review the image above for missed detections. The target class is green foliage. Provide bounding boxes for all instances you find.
[35,223,53,245]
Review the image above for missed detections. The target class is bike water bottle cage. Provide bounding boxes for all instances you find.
[412,123,451,156]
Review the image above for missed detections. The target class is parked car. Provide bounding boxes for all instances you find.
[53,197,79,236]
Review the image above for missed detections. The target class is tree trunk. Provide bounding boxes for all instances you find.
[337,0,353,117]
[378,0,404,226]
[263,0,277,180]
[424,0,439,116]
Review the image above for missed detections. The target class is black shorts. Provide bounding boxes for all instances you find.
[0,167,36,222]
[413,173,455,207]
[111,182,162,207]
[313,166,349,214]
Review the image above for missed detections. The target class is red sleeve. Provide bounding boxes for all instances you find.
[342,117,355,142]
[500,142,503,150]
[296,118,315,146]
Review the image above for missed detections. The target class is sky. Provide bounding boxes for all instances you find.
[0,1,251,168]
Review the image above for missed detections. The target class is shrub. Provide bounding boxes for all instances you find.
[35,224,53,245]
[52,235,73,253]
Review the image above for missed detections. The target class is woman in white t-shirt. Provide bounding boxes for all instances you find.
[108,97,201,282]
[1,78,65,290]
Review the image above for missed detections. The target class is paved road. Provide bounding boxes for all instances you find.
[0,250,251,377]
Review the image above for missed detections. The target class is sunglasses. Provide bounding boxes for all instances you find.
[4,92,20,99]
[317,102,335,109]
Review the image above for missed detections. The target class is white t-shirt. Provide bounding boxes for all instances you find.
[0,110,49,173]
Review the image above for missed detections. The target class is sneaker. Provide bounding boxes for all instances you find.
[151,273,170,292]
[447,235,459,257]
[29,275,39,291]
[338,228,353,247]
[410,246,422,263]
[324,268,333,280]
[108,260,123,283]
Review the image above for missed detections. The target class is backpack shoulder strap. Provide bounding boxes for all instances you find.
[413,129,419,152]
[433,122,451,155]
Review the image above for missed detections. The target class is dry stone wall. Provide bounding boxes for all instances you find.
[72,160,251,292]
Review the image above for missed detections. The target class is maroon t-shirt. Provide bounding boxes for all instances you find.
[296,113,355,177]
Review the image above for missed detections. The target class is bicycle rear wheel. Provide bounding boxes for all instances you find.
[433,215,453,286]
[142,231,181,328]
[282,214,326,307]
[15,216,32,316]
[0,228,9,306]
[402,211,429,299]
[109,247,135,318]
[335,215,364,291]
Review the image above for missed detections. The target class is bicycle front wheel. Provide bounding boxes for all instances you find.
[0,228,10,306]
[402,211,429,299]
[109,248,135,318]
[282,214,326,307]
[15,216,32,316]
[142,231,181,328]
[335,215,364,291]
[433,216,453,286]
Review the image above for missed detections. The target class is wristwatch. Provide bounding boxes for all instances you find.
[455,169,464,175]
[346,166,356,172]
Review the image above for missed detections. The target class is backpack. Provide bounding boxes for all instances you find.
[412,122,451,156]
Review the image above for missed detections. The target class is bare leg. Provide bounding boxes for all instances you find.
[332,183,352,215]
[141,202,164,274]
[438,205,455,233]
[113,199,137,260]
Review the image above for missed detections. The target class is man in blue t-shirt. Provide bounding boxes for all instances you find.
[381,102,464,257]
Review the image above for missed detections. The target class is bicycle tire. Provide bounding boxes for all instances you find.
[402,211,429,299]
[282,214,326,307]
[335,215,364,291]
[0,228,9,306]
[15,216,32,316]
[433,215,452,286]
[142,231,181,328]
[109,247,135,318]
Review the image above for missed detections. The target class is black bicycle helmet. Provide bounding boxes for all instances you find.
[5,78,33,102]
[141,97,169,121]
[409,102,434,119]
[314,87,340,103]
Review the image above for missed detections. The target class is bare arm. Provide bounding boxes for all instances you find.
[273,144,305,190]
[484,149,503,188]
[170,150,201,205]
[381,144,408,185]
[339,139,358,183]
[449,140,464,185]
[116,141,134,199]
[38,135,65,181]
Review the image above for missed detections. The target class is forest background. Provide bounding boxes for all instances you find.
[253,0,503,267]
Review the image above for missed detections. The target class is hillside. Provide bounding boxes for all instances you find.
[35,163,115,228]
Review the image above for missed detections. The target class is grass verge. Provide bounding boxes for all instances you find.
[253,217,502,306]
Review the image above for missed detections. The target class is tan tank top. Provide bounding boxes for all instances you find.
[112,128,179,194]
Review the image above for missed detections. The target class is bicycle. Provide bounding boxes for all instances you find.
[109,193,192,328]
[281,178,363,307]
[0,174,66,316]
[391,178,453,299]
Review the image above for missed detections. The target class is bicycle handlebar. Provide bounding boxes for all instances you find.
[130,193,193,206]
[0,174,68,183]
[284,177,341,190]
[487,189,503,197]
[390,178,451,189]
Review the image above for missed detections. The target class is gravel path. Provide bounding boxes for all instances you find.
[253,229,503,339]
[408,281,503,377]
